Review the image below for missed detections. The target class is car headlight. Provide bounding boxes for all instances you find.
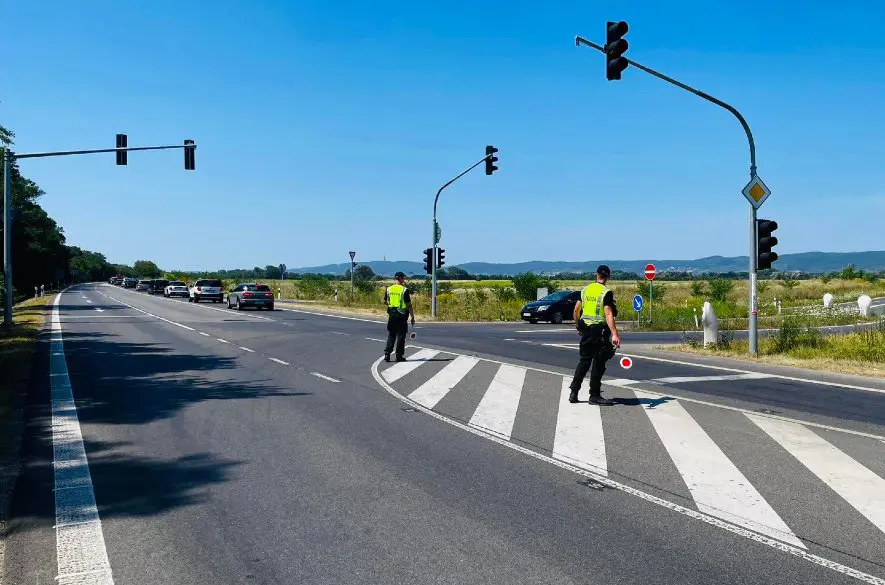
[536,305,549,311]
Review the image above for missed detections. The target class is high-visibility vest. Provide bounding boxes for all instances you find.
[387,284,408,314]
[580,282,610,325]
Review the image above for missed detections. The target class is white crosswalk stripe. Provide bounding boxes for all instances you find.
[376,347,885,556]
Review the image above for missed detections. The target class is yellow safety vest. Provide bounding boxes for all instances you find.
[580,282,610,325]
[387,284,408,314]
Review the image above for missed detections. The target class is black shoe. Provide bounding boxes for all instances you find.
[395,356,406,362]
[568,390,579,404]
[384,354,391,363]
[588,395,614,406]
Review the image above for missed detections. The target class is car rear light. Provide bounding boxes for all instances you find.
[243,292,253,298]
[265,293,273,298]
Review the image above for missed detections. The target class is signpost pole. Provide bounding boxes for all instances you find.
[3,149,12,325]
[349,251,356,301]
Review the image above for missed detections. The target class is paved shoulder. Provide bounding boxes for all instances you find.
[373,345,885,581]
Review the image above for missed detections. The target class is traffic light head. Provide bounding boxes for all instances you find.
[436,248,446,269]
[184,139,196,171]
[485,145,499,175]
[605,20,629,81]
[757,218,779,270]
[423,248,433,274]
[116,133,128,166]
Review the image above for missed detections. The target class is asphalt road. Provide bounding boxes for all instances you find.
[4,284,885,585]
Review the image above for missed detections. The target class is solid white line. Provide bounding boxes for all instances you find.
[331,332,350,336]
[199,332,210,337]
[469,364,526,440]
[552,378,607,476]
[650,373,772,384]
[268,357,289,365]
[516,329,578,334]
[277,306,384,324]
[50,293,115,585]
[239,346,255,353]
[747,414,885,535]
[365,337,387,343]
[101,295,196,331]
[85,300,92,304]
[217,338,230,344]
[311,372,341,383]
[59,315,150,319]
[408,355,480,409]
[370,357,885,585]
[633,388,805,548]
[381,348,440,383]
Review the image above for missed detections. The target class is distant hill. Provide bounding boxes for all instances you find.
[288,251,885,277]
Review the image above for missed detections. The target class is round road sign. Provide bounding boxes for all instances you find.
[620,356,633,369]
[644,264,657,281]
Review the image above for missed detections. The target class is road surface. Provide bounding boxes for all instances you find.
[4,284,885,585]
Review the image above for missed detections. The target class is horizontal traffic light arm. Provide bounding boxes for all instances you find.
[433,150,499,220]
[14,142,196,160]
[575,34,757,175]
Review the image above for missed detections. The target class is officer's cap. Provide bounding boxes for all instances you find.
[596,265,611,277]
[394,271,406,278]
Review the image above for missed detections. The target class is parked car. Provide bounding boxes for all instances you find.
[227,283,275,310]
[190,279,224,303]
[136,279,152,292]
[164,280,189,298]
[123,277,138,288]
[519,289,581,324]
[149,279,169,295]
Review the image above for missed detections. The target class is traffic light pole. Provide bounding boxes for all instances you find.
[431,154,494,318]
[2,140,196,325]
[575,35,760,354]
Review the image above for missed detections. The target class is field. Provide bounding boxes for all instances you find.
[673,316,885,377]
[218,276,885,328]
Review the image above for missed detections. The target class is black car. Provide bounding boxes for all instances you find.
[149,279,169,295]
[519,290,581,324]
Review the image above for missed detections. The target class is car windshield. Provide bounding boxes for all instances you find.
[205,280,222,287]
[170,281,186,287]
[540,291,571,301]
[255,285,271,291]
[138,280,150,285]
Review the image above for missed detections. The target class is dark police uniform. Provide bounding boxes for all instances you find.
[568,278,618,405]
[384,281,412,361]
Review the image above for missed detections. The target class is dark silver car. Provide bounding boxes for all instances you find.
[227,283,275,311]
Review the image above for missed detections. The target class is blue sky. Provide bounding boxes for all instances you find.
[4,0,885,271]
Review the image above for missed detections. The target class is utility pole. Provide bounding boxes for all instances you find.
[431,146,499,317]
[349,250,356,300]
[576,28,764,355]
[2,135,196,325]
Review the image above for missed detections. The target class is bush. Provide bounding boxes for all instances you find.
[690,280,707,297]
[636,280,666,303]
[512,272,558,302]
[490,284,517,302]
[757,281,769,294]
[773,316,824,353]
[297,274,334,299]
[708,278,735,302]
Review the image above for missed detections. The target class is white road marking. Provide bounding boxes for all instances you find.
[648,373,772,384]
[277,306,384,324]
[93,308,104,313]
[747,414,885,535]
[370,357,885,585]
[239,346,255,353]
[199,332,210,337]
[469,364,526,440]
[268,357,289,365]
[381,348,440,383]
[633,388,805,548]
[331,332,350,336]
[99,294,196,331]
[50,293,115,585]
[365,337,387,343]
[515,329,577,334]
[85,300,92,304]
[217,338,230,343]
[541,343,885,395]
[59,315,150,319]
[407,355,479,409]
[553,378,607,476]
[311,372,341,383]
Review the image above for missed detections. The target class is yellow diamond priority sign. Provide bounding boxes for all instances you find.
[742,175,771,209]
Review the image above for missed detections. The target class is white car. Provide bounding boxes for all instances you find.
[189,278,224,303]
[164,281,189,298]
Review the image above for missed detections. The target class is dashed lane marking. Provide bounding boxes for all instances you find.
[311,372,341,383]
[268,357,290,365]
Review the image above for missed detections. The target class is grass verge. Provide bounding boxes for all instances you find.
[667,318,885,377]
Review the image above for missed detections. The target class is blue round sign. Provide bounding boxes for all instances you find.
[633,294,644,312]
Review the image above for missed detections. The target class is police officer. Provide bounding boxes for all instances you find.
[568,265,621,406]
[383,271,415,362]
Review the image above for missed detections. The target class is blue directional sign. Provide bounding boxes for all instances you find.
[633,294,644,312]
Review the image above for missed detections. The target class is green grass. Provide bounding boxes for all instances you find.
[0,296,51,458]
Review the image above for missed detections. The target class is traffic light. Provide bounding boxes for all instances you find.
[423,248,433,274]
[757,218,779,270]
[484,145,499,175]
[605,21,629,81]
[184,139,196,171]
[437,248,446,269]
[116,133,127,165]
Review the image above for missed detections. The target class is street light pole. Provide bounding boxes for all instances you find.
[575,34,760,354]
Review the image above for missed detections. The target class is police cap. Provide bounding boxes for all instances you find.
[596,265,611,278]
[394,271,406,278]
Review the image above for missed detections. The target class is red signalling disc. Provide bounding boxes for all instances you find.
[620,356,633,369]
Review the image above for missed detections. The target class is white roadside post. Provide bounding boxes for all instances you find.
[702,301,719,347]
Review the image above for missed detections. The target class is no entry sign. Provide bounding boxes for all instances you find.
[644,264,657,281]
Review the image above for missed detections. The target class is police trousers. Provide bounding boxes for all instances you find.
[569,324,617,396]
[385,310,409,358]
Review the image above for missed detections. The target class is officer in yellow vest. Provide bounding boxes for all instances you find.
[568,265,621,406]
[383,271,415,362]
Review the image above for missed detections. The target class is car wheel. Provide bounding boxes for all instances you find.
[552,311,563,324]
[236,299,243,311]
[227,296,233,309]
[529,319,538,324]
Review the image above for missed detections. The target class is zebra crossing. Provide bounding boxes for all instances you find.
[373,346,885,567]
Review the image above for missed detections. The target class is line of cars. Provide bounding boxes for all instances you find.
[107,277,275,310]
